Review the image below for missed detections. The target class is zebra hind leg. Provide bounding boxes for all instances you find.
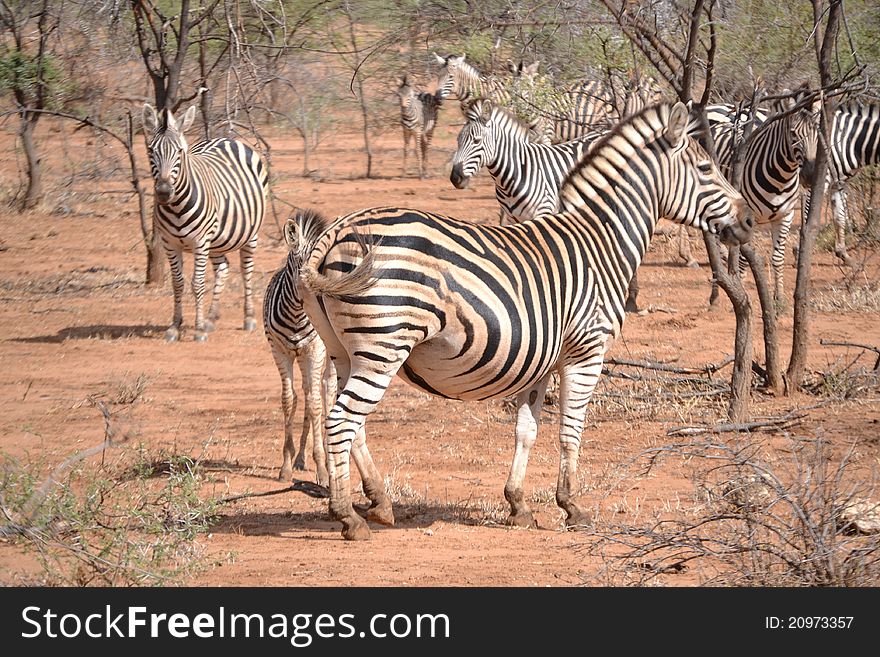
[504,377,550,528]
[270,341,299,481]
[297,337,329,487]
[205,253,229,333]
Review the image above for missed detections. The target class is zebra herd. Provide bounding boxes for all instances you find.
[139,55,879,541]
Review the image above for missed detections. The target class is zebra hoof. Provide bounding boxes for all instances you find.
[244,318,257,332]
[505,510,536,528]
[341,515,371,541]
[278,466,293,482]
[366,501,395,526]
[563,506,591,530]
[194,332,208,343]
[164,329,180,343]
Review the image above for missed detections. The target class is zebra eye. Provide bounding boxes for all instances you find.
[697,162,713,175]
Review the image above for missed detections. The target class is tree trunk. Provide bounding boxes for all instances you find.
[19,114,43,210]
[742,244,783,394]
[787,0,841,388]
[704,234,753,421]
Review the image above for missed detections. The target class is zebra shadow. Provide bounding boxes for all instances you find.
[211,500,514,538]
[11,324,165,343]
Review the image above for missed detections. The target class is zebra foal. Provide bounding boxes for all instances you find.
[291,103,752,540]
[143,104,269,342]
[263,209,336,485]
[396,76,442,179]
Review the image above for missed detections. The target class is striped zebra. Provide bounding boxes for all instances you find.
[142,104,269,342]
[290,103,752,540]
[263,210,337,485]
[700,96,818,303]
[396,76,443,179]
[826,100,880,263]
[449,99,600,223]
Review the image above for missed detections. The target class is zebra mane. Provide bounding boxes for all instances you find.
[285,207,331,265]
[558,102,676,202]
[465,98,533,140]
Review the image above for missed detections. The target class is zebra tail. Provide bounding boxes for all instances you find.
[288,208,379,300]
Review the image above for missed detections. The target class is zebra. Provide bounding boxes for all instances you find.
[699,95,818,304]
[825,100,880,264]
[142,103,269,342]
[396,76,443,179]
[449,98,600,223]
[290,102,752,540]
[263,209,337,485]
[434,53,549,142]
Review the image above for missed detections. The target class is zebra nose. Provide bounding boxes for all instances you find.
[155,181,173,202]
[450,164,469,189]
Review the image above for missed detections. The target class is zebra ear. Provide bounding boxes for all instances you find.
[142,103,159,134]
[666,102,689,144]
[524,61,540,76]
[433,52,446,65]
[480,99,493,122]
[180,105,197,133]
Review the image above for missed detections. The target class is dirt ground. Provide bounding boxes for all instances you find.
[1,115,878,587]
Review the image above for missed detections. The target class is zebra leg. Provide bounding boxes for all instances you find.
[624,273,640,313]
[205,253,229,333]
[240,239,258,331]
[417,133,427,179]
[401,129,410,177]
[191,247,210,342]
[270,341,299,481]
[164,245,186,342]
[556,349,608,527]
[503,376,551,528]
[352,425,394,525]
[679,226,699,268]
[324,355,404,540]
[297,337,329,486]
[832,187,854,266]
[771,213,792,310]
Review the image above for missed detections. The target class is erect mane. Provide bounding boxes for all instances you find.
[284,207,332,264]
[558,102,674,203]
[464,98,534,140]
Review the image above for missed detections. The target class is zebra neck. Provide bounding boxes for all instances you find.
[166,151,196,210]
[554,183,659,334]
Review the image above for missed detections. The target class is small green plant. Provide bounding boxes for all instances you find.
[0,445,219,586]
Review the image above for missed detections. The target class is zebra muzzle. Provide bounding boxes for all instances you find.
[450,165,470,189]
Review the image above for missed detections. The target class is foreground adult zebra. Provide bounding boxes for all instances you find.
[449,99,600,222]
[291,103,752,540]
[143,104,269,341]
[263,212,336,485]
[395,76,443,179]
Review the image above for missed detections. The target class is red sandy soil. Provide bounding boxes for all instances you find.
[0,115,878,587]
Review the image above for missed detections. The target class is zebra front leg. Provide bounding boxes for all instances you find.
[164,245,186,342]
[417,133,427,179]
[556,351,608,528]
[205,254,229,333]
[503,377,550,528]
[832,187,854,266]
[240,240,258,331]
[191,247,210,342]
[298,337,329,487]
[270,342,299,481]
[401,129,410,177]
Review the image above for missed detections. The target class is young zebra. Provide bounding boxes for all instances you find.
[395,76,443,179]
[263,210,336,485]
[142,104,269,342]
[825,100,880,263]
[291,103,752,540]
[449,99,600,223]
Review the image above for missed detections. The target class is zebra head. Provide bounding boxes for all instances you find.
[450,99,497,189]
[142,103,197,205]
[785,89,820,183]
[434,53,469,101]
[655,103,753,245]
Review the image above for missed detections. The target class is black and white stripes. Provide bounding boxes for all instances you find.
[143,103,269,342]
[291,103,752,540]
[396,76,443,179]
